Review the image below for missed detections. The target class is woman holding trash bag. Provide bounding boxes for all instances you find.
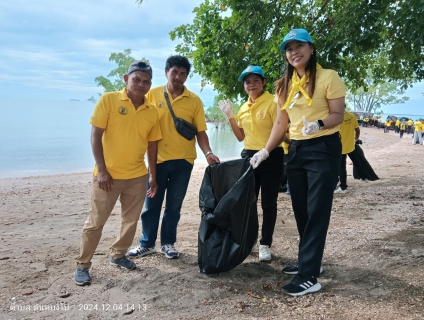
[217,65,284,262]
[250,29,346,296]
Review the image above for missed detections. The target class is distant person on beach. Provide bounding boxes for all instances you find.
[334,107,360,194]
[250,28,345,296]
[217,65,285,262]
[384,119,392,133]
[74,61,162,286]
[363,116,369,127]
[395,118,401,133]
[399,121,406,138]
[413,119,423,145]
[406,119,413,134]
[127,55,219,260]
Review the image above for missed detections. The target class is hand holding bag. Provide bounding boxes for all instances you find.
[163,86,197,141]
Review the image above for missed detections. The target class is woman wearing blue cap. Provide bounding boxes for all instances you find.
[218,66,285,262]
[250,29,346,296]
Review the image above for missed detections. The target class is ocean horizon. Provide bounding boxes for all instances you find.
[0,99,244,178]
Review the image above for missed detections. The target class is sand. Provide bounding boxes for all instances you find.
[1,127,423,320]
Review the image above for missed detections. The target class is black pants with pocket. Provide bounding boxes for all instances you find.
[242,147,284,247]
[286,133,341,277]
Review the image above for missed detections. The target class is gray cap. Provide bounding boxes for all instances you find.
[127,60,152,78]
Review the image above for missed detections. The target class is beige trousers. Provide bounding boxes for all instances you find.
[76,175,147,269]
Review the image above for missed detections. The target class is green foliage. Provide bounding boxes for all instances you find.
[161,0,424,98]
[91,49,149,102]
[346,79,409,114]
[205,96,241,125]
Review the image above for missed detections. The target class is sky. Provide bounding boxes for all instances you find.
[0,0,422,114]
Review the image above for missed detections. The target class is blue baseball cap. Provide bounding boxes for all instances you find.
[238,65,265,82]
[279,28,313,51]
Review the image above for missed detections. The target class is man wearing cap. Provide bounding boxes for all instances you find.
[127,55,219,260]
[74,61,162,286]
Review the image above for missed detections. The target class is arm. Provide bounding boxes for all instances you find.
[354,127,360,140]
[228,118,245,141]
[146,141,158,198]
[196,131,220,164]
[322,97,345,129]
[91,125,114,192]
[264,108,289,152]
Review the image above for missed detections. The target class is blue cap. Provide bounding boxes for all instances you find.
[279,28,313,51]
[238,65,265,82]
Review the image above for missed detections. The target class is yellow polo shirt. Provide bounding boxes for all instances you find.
[400,123,406,130]
[146,85,207,164]
[89,89,162,179]
[236,91,277,150]
[275,68,346,140]
[415,121,423,132]
[340,112,359,154]
[395,119,401,127]
[407,120,413,126]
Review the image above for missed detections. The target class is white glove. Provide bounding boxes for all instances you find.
[302,115,320,136]
[217,99,234,119]
[250,148,269,169]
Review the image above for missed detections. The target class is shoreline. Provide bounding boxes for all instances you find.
[1,127,424,319]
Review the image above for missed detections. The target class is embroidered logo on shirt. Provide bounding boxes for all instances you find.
[118,107,127,115]
[256,111,265,119]
[158,101,164,108]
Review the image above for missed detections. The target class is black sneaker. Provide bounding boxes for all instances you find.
[282,262,323,275]
[280,275,321,296]
[74,268,92,286]
[110,256,136,270]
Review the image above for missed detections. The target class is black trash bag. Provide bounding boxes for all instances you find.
[198,158,258,274]
[348,143,379,181]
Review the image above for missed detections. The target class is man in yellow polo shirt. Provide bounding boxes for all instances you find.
[74,61,162,286]
[413,119,423,145]
[127,55,220,260]
[406,119,413,134]
[335,108,360,193]
[395,118,401,134]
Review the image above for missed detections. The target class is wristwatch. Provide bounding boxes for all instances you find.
[205,151,214,157]
[316,119,325,130]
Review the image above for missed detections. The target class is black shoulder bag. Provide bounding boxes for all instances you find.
[163,86,197,141]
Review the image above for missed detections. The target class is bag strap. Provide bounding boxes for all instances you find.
[163,86,178,122]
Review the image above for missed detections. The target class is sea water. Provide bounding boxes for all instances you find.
[0,99,243,178]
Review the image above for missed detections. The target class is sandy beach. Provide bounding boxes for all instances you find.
[1,127,423,320]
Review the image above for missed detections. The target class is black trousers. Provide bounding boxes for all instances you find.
[286,133,341,277]
[338,154,348,190]
[243,147,284,247]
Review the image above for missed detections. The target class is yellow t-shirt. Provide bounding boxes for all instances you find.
[339,112,359,154]
[407,120,413,126]
[275,68,346,140]
[385,120,392,127]
[414,121,423,132]
[235,91,277,150]
[89,89,162,179]
[146,85,207,164]
[395,119,401,127]
[400,123,406,130]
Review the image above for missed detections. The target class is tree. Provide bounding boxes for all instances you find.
[205,96,242,126]
[139,0,424,98]
[346,79,409,114]
[90,49,149,101]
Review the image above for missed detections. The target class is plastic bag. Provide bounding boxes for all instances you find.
[198,158,258,274]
